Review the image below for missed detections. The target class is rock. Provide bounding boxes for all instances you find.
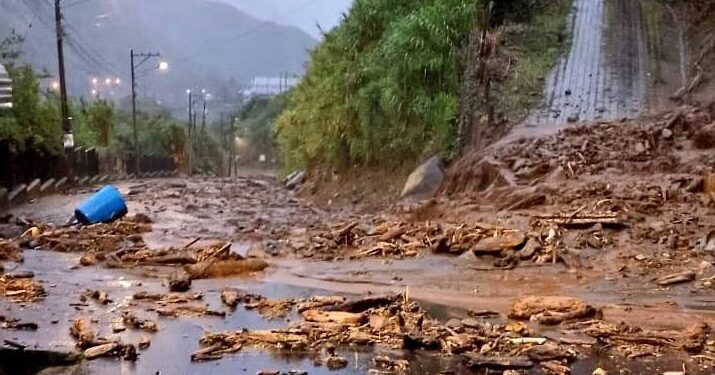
[635,142,646,153]
[83,343,120,359]
[168,269,192,292]
[661,128,673,139]
[699,260,713,273]
[693,123,715,149]
[221,289,240,308]
[325,356,348,370]
[472,231,526,254]
[592,368,606,375]
[634,254,647,261]
[400,156,444,200]
[285,171,306,190]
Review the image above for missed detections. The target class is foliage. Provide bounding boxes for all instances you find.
[236,94,286,156]
[276,0,479,171]
[0,65,62,152]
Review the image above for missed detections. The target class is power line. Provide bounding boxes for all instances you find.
[25,0,121,77]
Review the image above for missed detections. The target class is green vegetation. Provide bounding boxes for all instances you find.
[235,94,286,161]
[276,0,572,172]
[277,0,478,171]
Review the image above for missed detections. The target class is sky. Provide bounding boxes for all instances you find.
[212,0,354,39]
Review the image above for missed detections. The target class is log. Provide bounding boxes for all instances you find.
[326,294,399,313]
[301,310,366,326]
[463,353,534,369]
[655,271,696,286]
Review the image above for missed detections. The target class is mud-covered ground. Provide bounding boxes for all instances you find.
[1,106,715,375]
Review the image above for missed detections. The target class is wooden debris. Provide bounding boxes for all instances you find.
[655,271,696,286]
[510,296,600,324]
[301,310,366,325]
[463,353,534,369]
[0,274,45,303]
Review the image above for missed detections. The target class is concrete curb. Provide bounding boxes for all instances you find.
[1,170,179,212]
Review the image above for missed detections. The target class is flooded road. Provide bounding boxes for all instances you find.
[511,0,647,138]
[2,174,714,374]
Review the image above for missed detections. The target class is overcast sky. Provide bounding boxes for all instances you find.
[212,0,354,38]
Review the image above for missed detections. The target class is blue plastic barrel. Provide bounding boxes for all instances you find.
[74,185,128,225]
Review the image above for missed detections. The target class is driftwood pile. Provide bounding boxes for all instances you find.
[69,318,138,361]
[190,293,714,372]
[0,273,45,303]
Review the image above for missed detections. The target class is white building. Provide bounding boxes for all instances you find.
[0,63,12,109]
[242,76,299,97]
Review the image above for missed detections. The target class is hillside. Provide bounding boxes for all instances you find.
[0,0,316,110]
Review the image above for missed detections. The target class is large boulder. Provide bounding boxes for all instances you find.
[400,156,444,200]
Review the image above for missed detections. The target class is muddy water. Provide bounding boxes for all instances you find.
[511,0,647,139]
[0,251,469,375]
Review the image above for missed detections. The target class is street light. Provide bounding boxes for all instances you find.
[130,49,164,176]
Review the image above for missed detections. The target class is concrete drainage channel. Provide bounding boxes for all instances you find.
[510,0,647,139]
[0,171,179,212]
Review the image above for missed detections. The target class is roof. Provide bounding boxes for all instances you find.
[0,63,12,109]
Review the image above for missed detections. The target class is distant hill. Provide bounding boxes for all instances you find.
[0,0,316,111]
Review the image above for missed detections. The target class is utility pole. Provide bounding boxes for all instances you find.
[130,50,161,176]
[201,99,206,134]
[219,112,225,176]
[187,90,193,174]
[54,0,74,179]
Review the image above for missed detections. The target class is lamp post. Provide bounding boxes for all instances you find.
[130,49,168,176]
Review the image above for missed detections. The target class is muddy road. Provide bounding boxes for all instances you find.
[512,0,647,139]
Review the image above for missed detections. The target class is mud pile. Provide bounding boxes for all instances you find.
[446,106,714,194]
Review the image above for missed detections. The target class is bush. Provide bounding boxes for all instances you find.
[276,0,479,171]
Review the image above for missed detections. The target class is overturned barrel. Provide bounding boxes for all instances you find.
[74,185,128,225]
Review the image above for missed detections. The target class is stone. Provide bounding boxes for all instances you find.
[285,171,306,190]
[661,128,673,139]
[634,254,647,261]
[635,142,646,153]
[400,156,444,200]
[168,269,192,292]
[472,231,526,254]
